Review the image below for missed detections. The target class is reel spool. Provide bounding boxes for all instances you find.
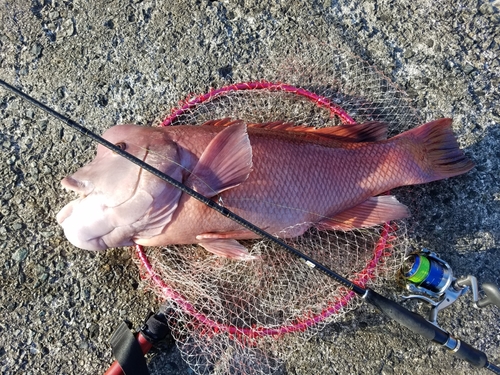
[404,251,453,296]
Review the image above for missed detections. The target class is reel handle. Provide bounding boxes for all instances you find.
[456,277,500,309]
[477,283,500,308]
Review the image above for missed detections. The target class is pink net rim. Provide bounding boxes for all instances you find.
[135,81,395,339]
[161,80,356,126]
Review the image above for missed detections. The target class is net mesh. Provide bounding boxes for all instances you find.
[138,224,406,375]
[134,43,419,375]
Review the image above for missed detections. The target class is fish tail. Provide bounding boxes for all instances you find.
[395,118,474,182]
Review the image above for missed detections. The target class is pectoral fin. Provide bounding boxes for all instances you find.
[316,195,409,231]
[198,238,257,260]
[187,121,253,198]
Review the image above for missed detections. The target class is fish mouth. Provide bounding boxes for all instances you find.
[61,176,94,197]
[56,198,79,224]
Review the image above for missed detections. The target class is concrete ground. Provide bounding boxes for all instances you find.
[0,0,499,374]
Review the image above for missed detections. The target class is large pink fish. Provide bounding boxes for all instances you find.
[57,118,473,259]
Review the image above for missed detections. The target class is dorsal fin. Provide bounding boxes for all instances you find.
[201,118,242,128]
[286,121,389,142]
[201,118,388,142]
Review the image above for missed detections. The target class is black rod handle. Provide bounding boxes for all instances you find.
[454,340,489,369]
[364,289,490,370]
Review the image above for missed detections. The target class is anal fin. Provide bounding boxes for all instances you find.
[316,195,409,231]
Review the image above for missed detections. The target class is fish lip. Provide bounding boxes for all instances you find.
[61,176,94,197]
[56,198,80,224]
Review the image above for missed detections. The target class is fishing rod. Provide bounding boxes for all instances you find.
[1,79,499,374]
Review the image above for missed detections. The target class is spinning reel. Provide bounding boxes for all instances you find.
[402,249,500,326]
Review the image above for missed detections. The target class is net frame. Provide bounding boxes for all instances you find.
[134,81,398,339]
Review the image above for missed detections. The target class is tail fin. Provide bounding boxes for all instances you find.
[395,118,474,181]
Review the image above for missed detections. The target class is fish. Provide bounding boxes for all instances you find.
[56,118,474,260]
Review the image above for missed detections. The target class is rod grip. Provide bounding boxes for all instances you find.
[454,340,488,369]
[363,289,490,369]
[363,289,448,343]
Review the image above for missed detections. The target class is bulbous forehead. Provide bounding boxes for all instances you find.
[102,124,176,148]
[101,124,155,143]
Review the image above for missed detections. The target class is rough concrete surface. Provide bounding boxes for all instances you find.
[0,0,499,374]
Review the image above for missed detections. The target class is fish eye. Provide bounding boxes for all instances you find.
[115,142,127,151]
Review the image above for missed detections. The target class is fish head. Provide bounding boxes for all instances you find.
[57,125,183,251]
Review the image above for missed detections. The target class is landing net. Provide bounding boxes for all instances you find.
[135,45,419,375]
